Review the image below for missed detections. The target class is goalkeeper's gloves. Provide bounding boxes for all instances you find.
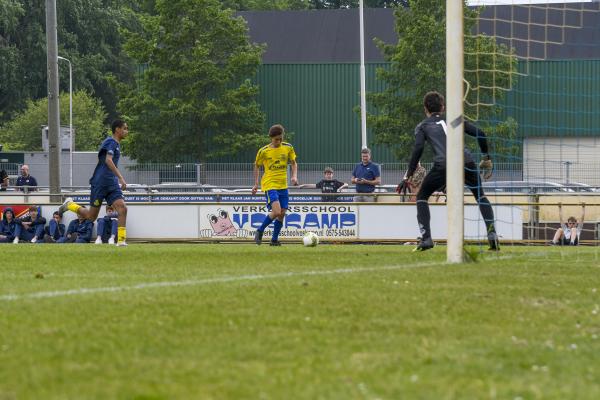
[396,176,411,195]
[479,154,493,180]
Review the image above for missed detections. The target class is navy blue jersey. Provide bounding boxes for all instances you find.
[90,137,121,186]
[406,114,489,178]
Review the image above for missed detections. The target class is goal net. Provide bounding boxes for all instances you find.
[458,1,600,254]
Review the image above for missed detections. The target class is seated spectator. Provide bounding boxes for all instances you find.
[14,206,47,243]
[0,208,18,243]
[0,169,8,191]
[16,164,38,192]
[57,213,93,243]
[299,167,348,202]
[42,211,66,243]
[550,203,585,246]
[95,205,119,245]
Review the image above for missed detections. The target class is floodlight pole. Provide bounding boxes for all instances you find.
[46,0,61,200]
[446,0,465,263]
[58,56,73,188]
[359,0,367,150]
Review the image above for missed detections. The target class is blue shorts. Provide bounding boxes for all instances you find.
[90,184,124,208]
[265,189,289,210]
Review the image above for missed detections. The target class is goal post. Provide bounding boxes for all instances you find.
[446,0,465,263]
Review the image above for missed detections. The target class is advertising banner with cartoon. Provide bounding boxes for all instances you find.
[199,204,358,241]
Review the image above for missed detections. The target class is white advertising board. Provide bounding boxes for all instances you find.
[359,204,523,240]
[34,202,522,241]
[198,204,358,241]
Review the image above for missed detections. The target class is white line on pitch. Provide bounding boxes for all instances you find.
[0,262,446,302]
[0,252,539,302]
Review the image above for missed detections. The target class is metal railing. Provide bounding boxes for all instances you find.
[4,161,600,188]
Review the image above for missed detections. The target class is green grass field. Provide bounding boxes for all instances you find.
[1,244,599,399]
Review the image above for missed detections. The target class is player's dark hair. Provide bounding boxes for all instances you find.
[269,124,285,137]
[111,119,126,134]
[568,216,577,223]
[423,91,445,113]
[28,206,38,212]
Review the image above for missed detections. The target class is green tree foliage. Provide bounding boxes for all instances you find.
[367,0,518,161]
[0,0,139,124]
[0,91,107,151]
[118,0,265,162]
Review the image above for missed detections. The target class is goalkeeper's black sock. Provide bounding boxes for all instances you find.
[478,196,496,232]
[416,200,431,240]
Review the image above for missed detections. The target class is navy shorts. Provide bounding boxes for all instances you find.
[265,189,289,210]
[90,184,124,208]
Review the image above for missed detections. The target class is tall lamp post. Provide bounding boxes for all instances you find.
[57,56,73,187]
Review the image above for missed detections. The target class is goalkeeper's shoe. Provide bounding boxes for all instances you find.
[58,197,73,216]
[487,231,500,251]
[116,241,128,247]
[413,237,434,252]
[254,230,263,245]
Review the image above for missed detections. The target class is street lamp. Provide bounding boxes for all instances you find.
[57,55,73,187]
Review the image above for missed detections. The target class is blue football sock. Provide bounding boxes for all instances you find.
[272,219,283,242]
[259,216,273,232]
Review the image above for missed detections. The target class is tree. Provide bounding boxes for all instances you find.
[0,91,107,151]
[118,0,265,162]
[367,0,518,161]
[0,1,140,125]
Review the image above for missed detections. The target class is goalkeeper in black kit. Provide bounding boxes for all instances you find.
[402,91,499,251]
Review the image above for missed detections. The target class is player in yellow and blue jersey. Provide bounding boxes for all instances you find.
[252,124,298,246]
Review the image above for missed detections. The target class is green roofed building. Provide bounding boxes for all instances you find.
[239,4,600,184]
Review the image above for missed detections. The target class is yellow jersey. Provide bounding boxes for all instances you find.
[255,142,297,191]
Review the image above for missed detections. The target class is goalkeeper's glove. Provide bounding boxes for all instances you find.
[479,154,493,180]
[396,179,410,195]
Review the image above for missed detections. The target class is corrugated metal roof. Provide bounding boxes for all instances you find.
[472,2,600,60]
[238,9,397,63]
[240,5,600,63]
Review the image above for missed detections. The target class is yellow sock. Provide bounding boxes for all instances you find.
[118,227,127,243]
[67,202,81,213]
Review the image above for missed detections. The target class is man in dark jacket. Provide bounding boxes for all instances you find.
[0,208,19,243]
[15,164,38,191]
[57,214,93,243]
[14,206,46,243]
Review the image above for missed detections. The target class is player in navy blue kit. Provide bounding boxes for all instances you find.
[59,120,129,246]
[403,91,499,251]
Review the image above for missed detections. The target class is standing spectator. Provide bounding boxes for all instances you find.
[0,208,18,243]
[299,167,348,202]
[16,164,38,191]
[14,206,46,243]
[0,169,8,191]
[42,211,66,243]
[550,203,585,246]
[57,213,94,243]
[95,205,119,244]
[351,148,381,202]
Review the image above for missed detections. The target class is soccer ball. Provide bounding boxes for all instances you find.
[303,232,319,247]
